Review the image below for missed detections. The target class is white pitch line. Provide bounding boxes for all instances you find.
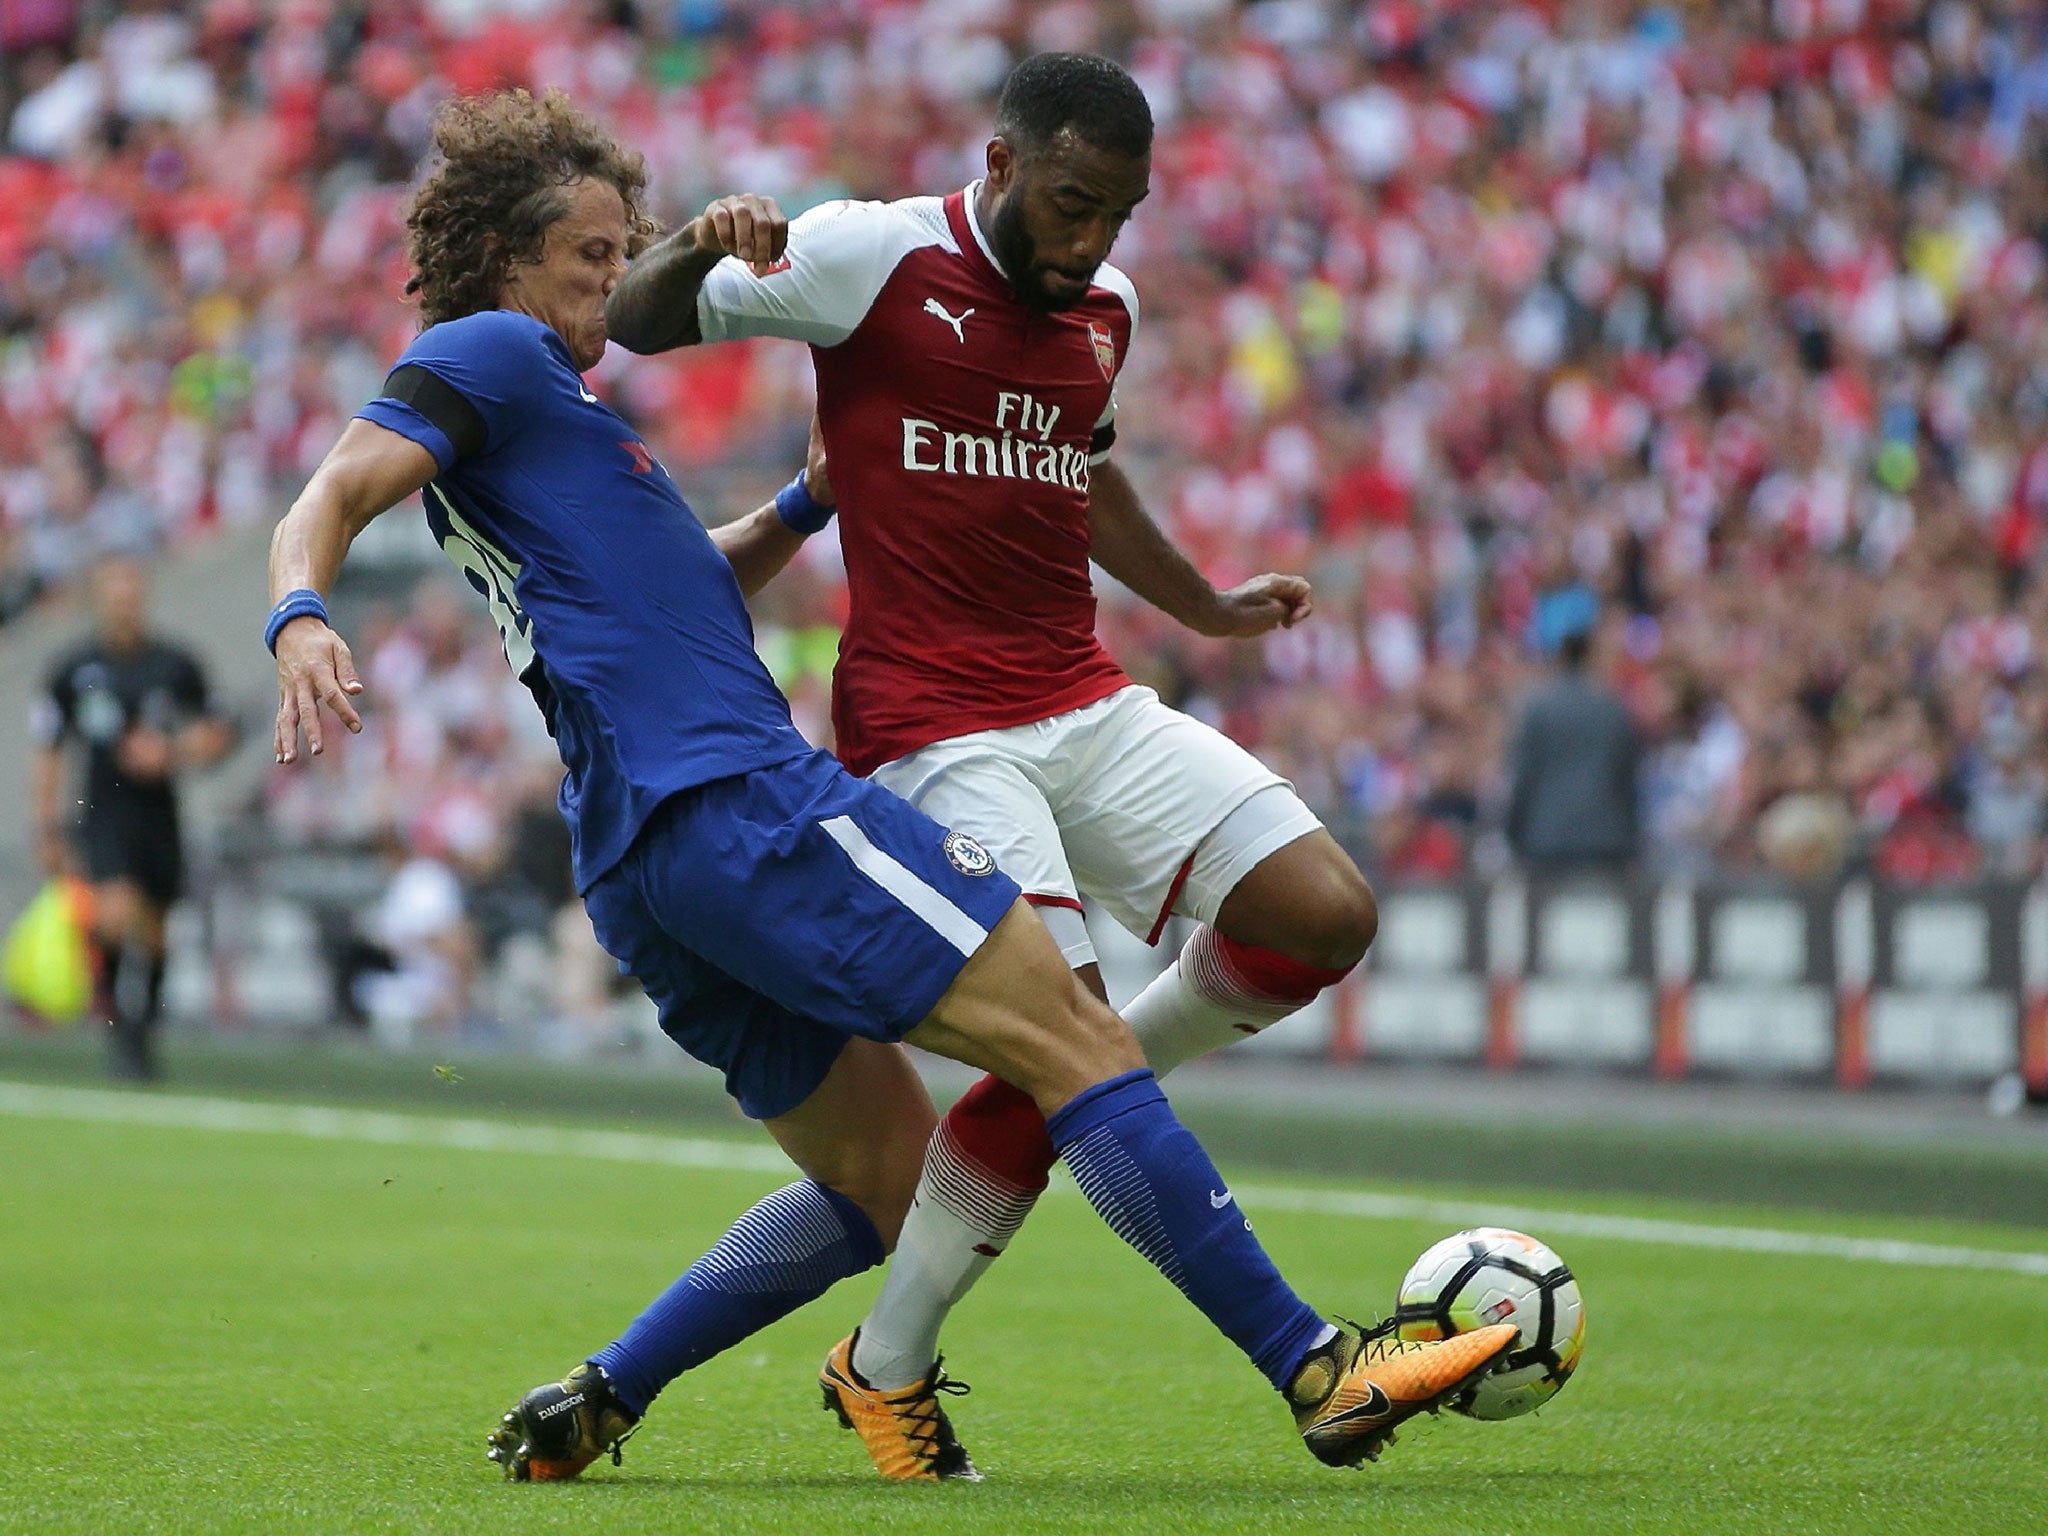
[1225,1185,2048,1277]
[4,1079,2046,1278]
[0,1079,791,1173]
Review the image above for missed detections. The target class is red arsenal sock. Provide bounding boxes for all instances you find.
[851,1073,1051,1390]
[850,932,1351,1389]
[1123,926,1352,1072]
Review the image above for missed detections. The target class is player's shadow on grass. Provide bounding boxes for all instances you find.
[516,1472,899,1494]
[550,1466,1628,1500]
[999,1468,1627,1497]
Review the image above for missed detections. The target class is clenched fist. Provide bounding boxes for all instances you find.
[688,194,788,277]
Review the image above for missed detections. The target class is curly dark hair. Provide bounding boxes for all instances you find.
[404,88,660,327]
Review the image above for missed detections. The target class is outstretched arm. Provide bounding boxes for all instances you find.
[269,419,439,762]
[606,194,788,354]
[711,417,834,598]
[1086,460,1313,638]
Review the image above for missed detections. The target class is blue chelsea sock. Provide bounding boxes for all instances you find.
[590,1178,883,1414]
[1047,1069,1328,1390]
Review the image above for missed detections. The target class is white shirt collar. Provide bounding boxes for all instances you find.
[962,180,1009,277]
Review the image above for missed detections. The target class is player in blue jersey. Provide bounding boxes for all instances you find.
[268,88,1510,1483]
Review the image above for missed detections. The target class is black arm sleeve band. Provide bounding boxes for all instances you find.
[1090,422,1117,456]
[380,365,488,461]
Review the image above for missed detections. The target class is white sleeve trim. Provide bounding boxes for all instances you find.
[695,198,945,348]
[1090,261,1140,455]
[1096,261,1141,339]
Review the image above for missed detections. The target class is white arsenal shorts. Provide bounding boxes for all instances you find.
[870,685,1323,967]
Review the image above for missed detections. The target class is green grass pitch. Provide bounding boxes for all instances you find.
[4,1085,2046,1535]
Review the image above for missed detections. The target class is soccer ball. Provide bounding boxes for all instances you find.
[1394,1227,1585,1420]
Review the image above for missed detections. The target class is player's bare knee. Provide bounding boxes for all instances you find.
[815,1129,929,1252]
[975,973,1135,1113]
[1316,866,1378,967]
[1219,832,1376,970]
[1078,988,1144,1072]
[771,1040,935,1252]
[1028,984,1143,1110]
[851,1175,919,1254]
[1273,853,1377,970]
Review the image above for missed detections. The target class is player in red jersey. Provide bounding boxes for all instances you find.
[608,53,1384,1479]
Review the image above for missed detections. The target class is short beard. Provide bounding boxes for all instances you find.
[989,193,1082,314]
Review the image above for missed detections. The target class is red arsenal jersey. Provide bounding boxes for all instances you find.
[696,186,1138,776]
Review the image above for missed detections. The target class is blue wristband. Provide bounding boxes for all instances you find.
[773,470,836,536]
[265,589,329,654]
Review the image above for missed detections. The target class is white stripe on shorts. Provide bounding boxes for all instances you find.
[819,816,989,959]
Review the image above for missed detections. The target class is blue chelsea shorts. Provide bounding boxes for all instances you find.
[582,747,1021,1119]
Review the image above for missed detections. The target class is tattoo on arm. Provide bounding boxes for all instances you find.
[607,232,724,354]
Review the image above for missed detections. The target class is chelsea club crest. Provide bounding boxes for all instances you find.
[943,831,996,876]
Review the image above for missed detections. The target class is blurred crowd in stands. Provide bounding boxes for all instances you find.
[255,574,628,1042]
[10,0,2048,932]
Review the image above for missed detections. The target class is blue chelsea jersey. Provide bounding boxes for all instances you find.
[355,310,809,891]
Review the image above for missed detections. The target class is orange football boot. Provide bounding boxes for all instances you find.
[819,1331,980,1481]
[1292,1320,1518,1467]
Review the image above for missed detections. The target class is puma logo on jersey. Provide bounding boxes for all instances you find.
[924,298,974,343]
[578,384,600,403]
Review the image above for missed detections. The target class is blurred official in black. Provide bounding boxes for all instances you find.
[30,555,230,1078]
